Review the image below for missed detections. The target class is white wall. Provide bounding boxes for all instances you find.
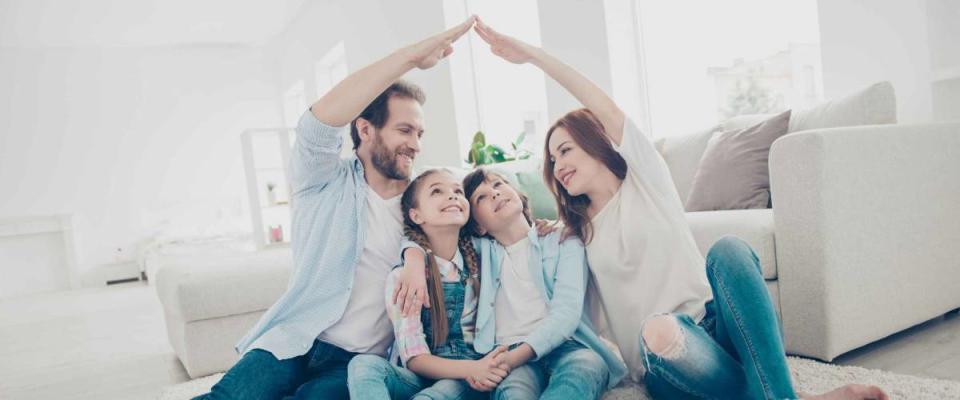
[817,0,933,123]
[265,0,465,168]
[0,45,280,281]
[537,0,614,123]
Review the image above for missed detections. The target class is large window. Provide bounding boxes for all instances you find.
[444,0,549,164]
[634,0,823,136]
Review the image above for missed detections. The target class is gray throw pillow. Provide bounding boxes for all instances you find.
[685,110,792,212]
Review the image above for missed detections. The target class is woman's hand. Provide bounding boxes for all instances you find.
[535,219,559,237]
[466,346,511,391]
[399,15,476,70]
[393,248,429,317]
[473,17,541,65]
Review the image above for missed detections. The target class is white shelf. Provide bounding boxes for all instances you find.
[242,128,296,250]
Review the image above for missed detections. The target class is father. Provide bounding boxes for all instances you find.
[194,16,477,400]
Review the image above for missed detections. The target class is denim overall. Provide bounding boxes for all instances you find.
[421,271,483,361]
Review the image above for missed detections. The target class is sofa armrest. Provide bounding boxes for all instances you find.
[769,122,960,360]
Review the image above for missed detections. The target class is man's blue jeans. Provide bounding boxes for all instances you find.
[192,339,356,400]
[347,354,486,400]
[493,340,610,400]
[640,236,798,400]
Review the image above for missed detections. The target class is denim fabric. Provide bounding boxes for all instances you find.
[422,270,484,361]
[470,231,628,388]
[193,340,356,400]
[347,355,487,400]
[348,268,485,400]
[494,340,610,400]
[639,236,798,400]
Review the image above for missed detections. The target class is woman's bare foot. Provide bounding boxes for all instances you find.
[801,384,889,400]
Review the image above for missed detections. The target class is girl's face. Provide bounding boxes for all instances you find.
[547,126,608,197]
[408,171,470,228]
[467,175,525,236]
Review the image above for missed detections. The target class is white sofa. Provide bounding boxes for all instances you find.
[156,83,960,378]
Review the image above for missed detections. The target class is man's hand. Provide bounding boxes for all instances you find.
[473,17,541,65]
[393,248,429,316]
[400,15,476,70]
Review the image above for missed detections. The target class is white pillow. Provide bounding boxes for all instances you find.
[655,126,719,207]
[788,81,897,133]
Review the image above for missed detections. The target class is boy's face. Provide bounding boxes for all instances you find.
[467,175,525,236]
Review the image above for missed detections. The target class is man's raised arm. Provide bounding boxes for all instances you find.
[310,16,476,126]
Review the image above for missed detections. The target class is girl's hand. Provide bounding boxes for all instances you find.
[466,346,511,391]
[393,248,429,317]
[473,17,541,65]
[400,15,476,70]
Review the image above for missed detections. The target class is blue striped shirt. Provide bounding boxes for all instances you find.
[235,110,385,360]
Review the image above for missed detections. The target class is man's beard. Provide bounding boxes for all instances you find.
[370,134,413,180]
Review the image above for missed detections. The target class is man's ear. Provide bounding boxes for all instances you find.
[409,208,425,225]
[356,117,375,144]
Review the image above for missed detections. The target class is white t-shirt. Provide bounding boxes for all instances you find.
[494,236,549,346]
[318,186,403,355]
[585,118,713,381]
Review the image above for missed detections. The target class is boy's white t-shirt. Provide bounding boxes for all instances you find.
[494,235,549,346]
[318,186,403,356]
[585,118,713,381]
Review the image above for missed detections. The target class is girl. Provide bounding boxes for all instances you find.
[470,18,888,400]
[460,168,627,399]
[347,168,509,400]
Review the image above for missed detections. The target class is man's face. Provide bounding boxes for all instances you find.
[366,97,424,180]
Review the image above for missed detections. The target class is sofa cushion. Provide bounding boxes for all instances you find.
[515,170,557,220]
[722,114,775,132]
[684,208,777,280]
[655,126,719,209]
[155,247,292,322]
[789,81,896,133]
[686,110,792,212]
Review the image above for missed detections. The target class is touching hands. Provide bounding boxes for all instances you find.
[466,346,512,392]
[473,17,542,65]
[400,15,477,70]
[399,15,541,71]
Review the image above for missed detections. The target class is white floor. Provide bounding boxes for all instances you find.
[1,282,958,400]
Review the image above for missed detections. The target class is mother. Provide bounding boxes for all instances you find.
[473,18,887,400]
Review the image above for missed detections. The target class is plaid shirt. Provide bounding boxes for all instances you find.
[384,251,478,367]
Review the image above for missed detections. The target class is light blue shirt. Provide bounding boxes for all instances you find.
[235,110,386,360]
[403,229,628,388]
[472,229,628,389]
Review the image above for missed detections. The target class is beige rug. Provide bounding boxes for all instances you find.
[160,357,960,399]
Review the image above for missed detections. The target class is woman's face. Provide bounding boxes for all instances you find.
[547,127,608,197]
[467,175,525,236]
[409,171,469,228]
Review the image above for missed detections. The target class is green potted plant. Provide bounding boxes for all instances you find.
[466,130,532,167]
